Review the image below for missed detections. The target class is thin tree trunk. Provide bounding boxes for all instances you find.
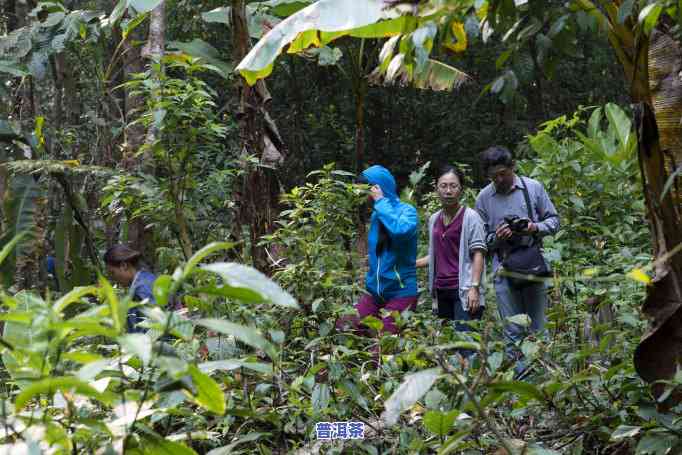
[142,0,165,146]
[232,0,284,271]
[119,2,162,260]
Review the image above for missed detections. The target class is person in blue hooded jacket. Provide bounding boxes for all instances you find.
[339,165,419,335]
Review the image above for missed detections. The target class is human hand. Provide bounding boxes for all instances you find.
[525,221,539,234]
[467,287,480,314]
[370,185,384,201]
[496,221,513,240]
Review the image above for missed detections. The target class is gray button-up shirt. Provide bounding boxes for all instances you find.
[474,175,560,272]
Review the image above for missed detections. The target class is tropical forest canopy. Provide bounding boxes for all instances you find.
[0,0,680,453]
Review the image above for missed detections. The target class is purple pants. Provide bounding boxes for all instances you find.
[336,294,418,335]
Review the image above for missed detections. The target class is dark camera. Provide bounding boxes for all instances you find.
[504,215,529,233]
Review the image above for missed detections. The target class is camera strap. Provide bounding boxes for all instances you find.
[519,177,541,247]
[519,177,534,222]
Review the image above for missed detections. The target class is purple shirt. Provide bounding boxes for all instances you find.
[433,208,465,289]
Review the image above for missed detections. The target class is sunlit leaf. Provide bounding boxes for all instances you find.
[611,425,641,441]
[489,381,545,402]
[201,263,299,309]
[128,0,163,14]
[53,286,98,314]
[15,377,105,410]
[99,275,126,334]
[187,364,225,415]
[198,359,273,375]
[423,409,458,436]
[118,333,152,366]
[207,433,269,455]
[236,0,398,84]
[627,268,651,285]
[196,319,277,360]
[383,368,440,426]
[506,314,532,327]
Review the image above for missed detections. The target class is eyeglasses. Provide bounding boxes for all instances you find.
[437,183,461,191]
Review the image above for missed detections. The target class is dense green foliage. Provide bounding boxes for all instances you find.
[0,103,673,453]
[0,0,677,453]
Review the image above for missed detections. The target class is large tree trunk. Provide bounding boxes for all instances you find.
[575,0,682,386]
[631,28,682,388]
[119,2,164,260]
[231,0,284,271]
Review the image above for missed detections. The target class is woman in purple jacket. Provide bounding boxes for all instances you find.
[417,165,487,332]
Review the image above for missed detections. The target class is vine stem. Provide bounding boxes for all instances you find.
[436,351,517,455]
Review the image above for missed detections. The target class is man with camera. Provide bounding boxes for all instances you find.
[474,146,560,377]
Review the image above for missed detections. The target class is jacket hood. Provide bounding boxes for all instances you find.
[361,165,398,200]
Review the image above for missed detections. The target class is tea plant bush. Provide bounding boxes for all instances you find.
[0,104,677,454]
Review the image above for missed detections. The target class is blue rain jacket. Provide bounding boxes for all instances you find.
[361,165,418,300]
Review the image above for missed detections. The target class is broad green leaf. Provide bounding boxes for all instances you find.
[201,7,230,24]
[604,103,631,154]
[611,425,641,441]
[0,60,29,77]
[488,381,545,402]
[206,433,269,455]
[526,446,561,455]
[183,241,235,278]
[430,341,481,351]
[128,0,163,14]
[54,320,119,339]
[152,275,173,308]
[412,59,470,91]
[77,359,110,381]
[383,368,440,426]
[339,380,369,411]
[141,435,198,455]
[307,46,342,66]
[2,292,48,382]
[267,0,311,17]
[361,315,384,332]
[636,433,676,454]
[193,284,263,303]
[99,276,126,334]
[53,286,97,314]
[168,40,233,79]
[312,383,330,412]
[0,232,26,267]
[236,0,397,84]
[288,30,320,54]
[424,388,446,409]
[323,15,416,42]
[121,11,149,39]
[15,376,105,410]
[201,263,298,309]
[638,3,663,35]
[587,107,602,138]
[109,0,127,25]
[187,364,225,415]
[437,429,471,455]
[0,312,33,323]
[196,319,277,360]
[423,410,458,436]
[118,333,152,366]
[506,314,532,327]
[198,359,273,375]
